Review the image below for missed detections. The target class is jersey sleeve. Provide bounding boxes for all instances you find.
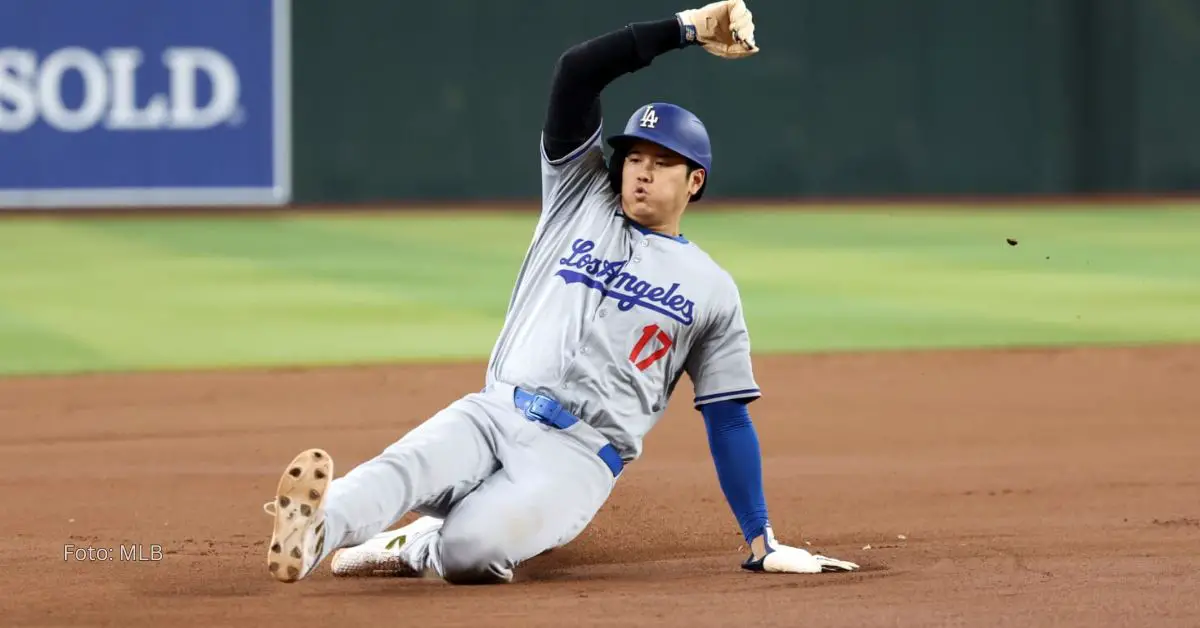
[685,281,761,408]
[537,124,611,227]
[535,17,687,230]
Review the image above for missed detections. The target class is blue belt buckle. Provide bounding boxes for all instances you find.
[525,392,575,429]
[525,393,555,422]
[515,387,622,476]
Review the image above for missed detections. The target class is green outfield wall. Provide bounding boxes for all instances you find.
[291,0,1200,204]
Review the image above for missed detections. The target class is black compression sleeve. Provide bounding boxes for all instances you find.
[542,17,692,162]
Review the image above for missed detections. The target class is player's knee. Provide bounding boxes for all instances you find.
[437,526,513,585]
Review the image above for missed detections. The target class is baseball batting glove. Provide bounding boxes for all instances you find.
[741,526,860,574]
[677,0,759,59]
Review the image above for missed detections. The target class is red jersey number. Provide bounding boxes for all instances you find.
[630,324,673,371]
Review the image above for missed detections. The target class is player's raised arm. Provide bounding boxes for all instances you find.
[541,19,683,165]
[541,1,760,164]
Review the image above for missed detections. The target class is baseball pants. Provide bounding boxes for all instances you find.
[316,382,618,583]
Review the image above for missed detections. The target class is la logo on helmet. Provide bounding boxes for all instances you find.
[638,106,658,129]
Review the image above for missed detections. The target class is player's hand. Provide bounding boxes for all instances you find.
[677,0,759,59]
[740,527,859,574]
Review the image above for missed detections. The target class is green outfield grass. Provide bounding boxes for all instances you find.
[1,204,1198,376]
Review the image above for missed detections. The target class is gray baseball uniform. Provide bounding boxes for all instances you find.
[315,127,759,584]
[488,126,760,460]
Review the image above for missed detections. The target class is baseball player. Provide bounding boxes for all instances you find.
[264,0,859,585]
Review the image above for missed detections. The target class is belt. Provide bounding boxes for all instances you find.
[513,387,624,477]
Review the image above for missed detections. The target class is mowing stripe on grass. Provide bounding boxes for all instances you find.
[685,208,1200,349]
[0,303,109,375]
[0,206,1196,375]
[77,216,525,319]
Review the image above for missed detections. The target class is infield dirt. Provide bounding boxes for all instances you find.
[1,345,1197,627]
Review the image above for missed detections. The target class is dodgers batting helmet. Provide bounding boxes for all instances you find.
[606,102,713,201]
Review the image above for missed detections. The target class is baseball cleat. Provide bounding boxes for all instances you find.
[265,448,333,583]
[331,515,443,577]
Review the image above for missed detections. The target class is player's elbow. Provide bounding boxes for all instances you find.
[553,45,587,78]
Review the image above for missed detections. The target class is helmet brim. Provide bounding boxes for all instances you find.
[606,133,707,172]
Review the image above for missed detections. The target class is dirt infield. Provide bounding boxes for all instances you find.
[1,345,1197,627]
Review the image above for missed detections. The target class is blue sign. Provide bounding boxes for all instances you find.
[0,0,290,208]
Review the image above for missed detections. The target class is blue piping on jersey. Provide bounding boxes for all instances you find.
[619,211,690,244]
[695,388,761,405]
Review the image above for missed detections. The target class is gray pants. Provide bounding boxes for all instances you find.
[318,382,618,583]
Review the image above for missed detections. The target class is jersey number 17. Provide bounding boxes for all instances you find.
[630,324,673,371]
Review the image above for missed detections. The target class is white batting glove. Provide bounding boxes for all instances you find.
[741,527,860,574]
[677,0,759,59]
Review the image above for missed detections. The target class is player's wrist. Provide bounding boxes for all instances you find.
[675,14,700,46]
[743,520,770,546]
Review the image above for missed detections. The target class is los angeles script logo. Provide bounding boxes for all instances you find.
[556,239,696,326]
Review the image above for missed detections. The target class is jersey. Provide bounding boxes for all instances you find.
[484,126,760,462]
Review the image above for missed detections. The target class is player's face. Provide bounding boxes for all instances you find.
[620,141,706,231]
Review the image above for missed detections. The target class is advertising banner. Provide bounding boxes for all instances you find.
[0,0,290,208]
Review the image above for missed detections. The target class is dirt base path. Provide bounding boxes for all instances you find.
[1,345,1197,627]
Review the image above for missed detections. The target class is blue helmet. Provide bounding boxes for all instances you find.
[606,102,713,201]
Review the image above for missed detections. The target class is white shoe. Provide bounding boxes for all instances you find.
[331,515,444,577]
[265,448,334,583]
